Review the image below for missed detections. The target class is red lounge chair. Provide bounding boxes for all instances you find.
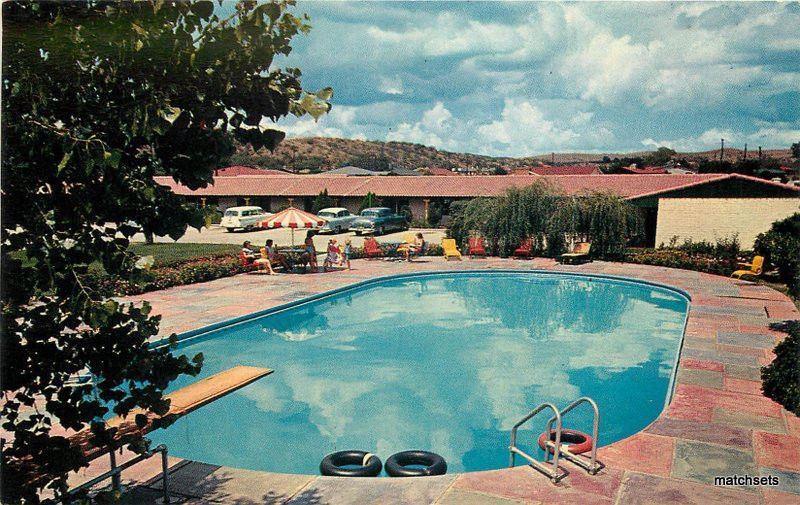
[468,237,487,258]
[364,237,383,259]
[513,238,533,258]
[239,251,256,269]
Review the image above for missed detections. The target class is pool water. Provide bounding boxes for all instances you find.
[150,271,689,474]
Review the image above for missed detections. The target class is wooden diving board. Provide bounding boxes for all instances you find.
[74,365,273,459]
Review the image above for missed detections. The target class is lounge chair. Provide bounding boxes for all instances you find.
[560,242,592,264]
[442,239,462,261]
[363,237,383,259]
[731,255,764,279]
[238,250,259,272]
[468,237,487,258]
[513,238,533,258]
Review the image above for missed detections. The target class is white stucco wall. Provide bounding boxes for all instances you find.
[655,198,799,248]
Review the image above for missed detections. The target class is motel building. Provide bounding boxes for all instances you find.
[155,169,800,248]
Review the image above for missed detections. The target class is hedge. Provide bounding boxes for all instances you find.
[762,321,800,416]
[87,243,443,296]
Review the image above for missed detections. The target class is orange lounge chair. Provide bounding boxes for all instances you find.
[363,237,383,259]
[560,242,592,264]
[731,255,764,279]
[513,238,533,258]
[468,237,487,258]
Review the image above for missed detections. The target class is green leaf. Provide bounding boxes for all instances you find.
[57,152,72,173]
[190,1,214,19]
[316,87,333,101]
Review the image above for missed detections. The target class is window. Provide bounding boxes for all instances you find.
[225,210,239,217]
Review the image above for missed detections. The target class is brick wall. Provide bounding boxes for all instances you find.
[655,198,799,248]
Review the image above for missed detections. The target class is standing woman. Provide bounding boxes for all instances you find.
[303,230,318,272]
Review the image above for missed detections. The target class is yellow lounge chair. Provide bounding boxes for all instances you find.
[560,242,592,264]
[731,255,764,279]
[442,238,462,261]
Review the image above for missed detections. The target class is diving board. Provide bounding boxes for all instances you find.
[74,365,273,459]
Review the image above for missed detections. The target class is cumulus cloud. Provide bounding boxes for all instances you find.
[274,1,800,154]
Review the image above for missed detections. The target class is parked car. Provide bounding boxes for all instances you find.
[220,206,271,232]
[318,207,358,233]
[351,207,408,235]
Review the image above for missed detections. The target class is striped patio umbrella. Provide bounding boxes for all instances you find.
[261,207,326,246]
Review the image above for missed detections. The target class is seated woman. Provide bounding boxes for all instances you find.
[254,247,276,275]
[264,239,292,271]
[403,233,425,262]
[239,241,257,266]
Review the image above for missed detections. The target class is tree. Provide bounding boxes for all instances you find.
[791,142,800,159]
[1,2,330,502]
[359,192,382,211]
[644,147,676,166]
[312,189,335,213]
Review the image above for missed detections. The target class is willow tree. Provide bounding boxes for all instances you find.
[0,1,331,502]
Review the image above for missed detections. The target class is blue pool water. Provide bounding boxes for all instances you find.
[150,271,689,474]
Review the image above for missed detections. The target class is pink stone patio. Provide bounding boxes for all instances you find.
[78,257,799,504]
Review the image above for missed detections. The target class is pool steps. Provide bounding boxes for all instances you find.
[509,396,603,483]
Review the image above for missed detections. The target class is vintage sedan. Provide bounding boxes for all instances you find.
[318,207,358,233]
[220,206,271,232]
[350,207,408,235]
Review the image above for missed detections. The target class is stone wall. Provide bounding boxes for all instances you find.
[655,198,799,248]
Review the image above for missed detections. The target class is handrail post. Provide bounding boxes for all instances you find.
[109,449,122,493]
[160,445,171,504]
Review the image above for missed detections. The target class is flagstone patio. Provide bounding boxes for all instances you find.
[77,257,799,504]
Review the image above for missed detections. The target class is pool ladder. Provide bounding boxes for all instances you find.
[508,397,604,483]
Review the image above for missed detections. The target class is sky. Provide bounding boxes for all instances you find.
[265,1,800,156]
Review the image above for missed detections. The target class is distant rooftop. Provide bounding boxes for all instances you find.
[214,165,290,176]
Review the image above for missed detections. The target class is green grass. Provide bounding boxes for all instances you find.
[129,243,238,267]
[85,242,239,278]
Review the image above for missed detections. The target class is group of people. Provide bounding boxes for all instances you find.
[322,238,352,271]
[241,239,293,275]
[242,231,424,274]
[241,230,353,274]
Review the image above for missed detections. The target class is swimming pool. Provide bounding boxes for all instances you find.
[150,271,689,474]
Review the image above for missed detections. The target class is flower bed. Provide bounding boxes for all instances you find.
[624,248,739,277]
[88,243,444,296]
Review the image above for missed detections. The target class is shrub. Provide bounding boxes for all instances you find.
[447,183,643,258]
[625,248,737,276]
[755,213,800,297]
[762,321,800,416]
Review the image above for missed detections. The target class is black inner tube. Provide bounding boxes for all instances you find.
[385,451,447,477]
[319,451,382,477]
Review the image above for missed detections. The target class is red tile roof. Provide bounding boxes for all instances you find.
[620,166,669,175]
[528,165,601,175]
[155,173,799,200]
[213,165,290,176]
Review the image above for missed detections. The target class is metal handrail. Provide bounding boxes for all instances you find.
[59,444,172,504]
[545,396,602,474]
[509,402,566,483]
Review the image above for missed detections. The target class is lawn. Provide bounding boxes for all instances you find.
[129,242,239,267]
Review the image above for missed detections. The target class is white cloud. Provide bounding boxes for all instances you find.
[378,75,404,95]
[643,125,800,152]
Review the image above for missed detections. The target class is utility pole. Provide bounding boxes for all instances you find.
[758,146,762,159]
[720,138,725,161]
[551,152,555,164]
[743,143,747,160]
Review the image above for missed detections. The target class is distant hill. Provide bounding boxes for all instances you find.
[226,137,794,173]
